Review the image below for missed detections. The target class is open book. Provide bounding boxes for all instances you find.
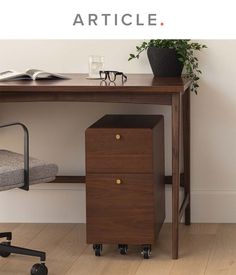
[0,69,69,81]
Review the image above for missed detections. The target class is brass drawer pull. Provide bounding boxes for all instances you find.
[115,134,121,140]
[116,179,122,185]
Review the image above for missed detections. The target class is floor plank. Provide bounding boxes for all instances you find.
[1,223,236,275]
[205,224,236,275]
[47,224,88,275]
[0,223,46,271]
[0,224,73,275]
[66,244,142,275]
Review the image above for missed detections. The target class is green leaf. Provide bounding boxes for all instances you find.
[128,39,206,93]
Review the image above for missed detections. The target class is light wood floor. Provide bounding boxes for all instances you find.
[0,223,236,275]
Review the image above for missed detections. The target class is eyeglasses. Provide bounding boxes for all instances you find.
[100,80,117,86]
[99,71,127,82]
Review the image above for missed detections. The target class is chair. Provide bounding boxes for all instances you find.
[0,122,58,275]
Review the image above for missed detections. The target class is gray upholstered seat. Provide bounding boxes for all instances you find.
[0,150,58,191]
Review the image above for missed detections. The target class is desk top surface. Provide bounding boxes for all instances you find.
[0,74,191,94]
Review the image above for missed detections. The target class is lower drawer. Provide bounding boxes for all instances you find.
[86,173,156,244]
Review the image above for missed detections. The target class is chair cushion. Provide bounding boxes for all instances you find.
[0,150,58,191]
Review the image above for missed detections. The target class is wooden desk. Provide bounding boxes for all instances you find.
[0,74,191,259]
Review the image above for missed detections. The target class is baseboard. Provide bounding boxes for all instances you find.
[0,183,86,223]
[1,184,236,223]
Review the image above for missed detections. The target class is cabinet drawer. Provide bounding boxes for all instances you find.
[86,173,155,244]
[86,128,153,173]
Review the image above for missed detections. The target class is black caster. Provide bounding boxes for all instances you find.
[31,263,48,275]
[118,244,128,255]
[0,241,11,258]
[93,244,102,256]
[141,245,151,259]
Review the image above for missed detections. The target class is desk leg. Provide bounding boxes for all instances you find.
[183,88,191,225]
[172,93,180,259]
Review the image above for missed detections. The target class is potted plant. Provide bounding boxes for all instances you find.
[129,39,207,94]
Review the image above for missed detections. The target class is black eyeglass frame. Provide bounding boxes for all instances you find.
[99,70,127,82]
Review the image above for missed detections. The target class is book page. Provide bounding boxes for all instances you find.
[0,69,69,81]
[0,70,32,81]
[25,69,68,80]
[25,69,41,77]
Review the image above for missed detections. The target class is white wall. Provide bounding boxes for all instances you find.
[0,40,236,223]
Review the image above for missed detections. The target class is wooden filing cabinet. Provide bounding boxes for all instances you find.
[85,115,165,258]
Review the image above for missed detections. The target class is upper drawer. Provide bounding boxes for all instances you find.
[86,128,152,155]
[85,128,153,173]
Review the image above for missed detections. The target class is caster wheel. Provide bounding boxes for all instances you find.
[31,263,48,275]
[0,242,11,258]
[118,244,128,255]
[93,244,102,256]
[141,245,151,259]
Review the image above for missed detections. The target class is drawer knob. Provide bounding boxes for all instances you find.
[115,134,121,140]
[116,179,122,185]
